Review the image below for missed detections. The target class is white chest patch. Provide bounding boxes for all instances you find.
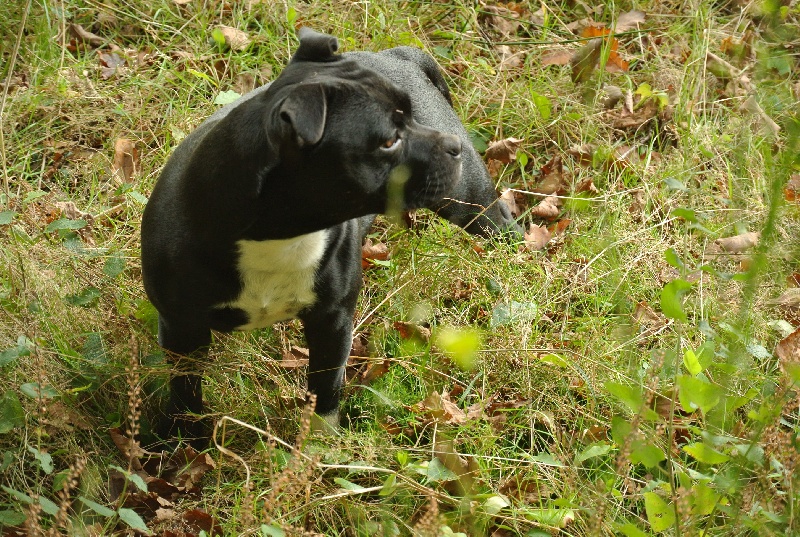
[222,231,328,330]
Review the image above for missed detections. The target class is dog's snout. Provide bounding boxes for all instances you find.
[442,134,462,158]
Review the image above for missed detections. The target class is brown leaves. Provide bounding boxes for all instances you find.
[714,232,760,254]
[108,429,220,536]
[785,174,800,202]
[362,238,390,268]
[112,138,140,183]
[776,327,800,378]
[523,224,552,251]
[214,26,251,51]
[485,137,523,164]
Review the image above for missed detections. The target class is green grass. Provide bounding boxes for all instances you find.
[2,0,799,535]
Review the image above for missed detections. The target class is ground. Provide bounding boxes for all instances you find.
[1,1,799,536]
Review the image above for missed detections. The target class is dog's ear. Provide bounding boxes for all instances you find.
[292,27,339,63]
[279,83,327,147]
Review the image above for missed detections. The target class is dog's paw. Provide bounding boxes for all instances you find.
[310,411,341,435]
[153,413,211,451]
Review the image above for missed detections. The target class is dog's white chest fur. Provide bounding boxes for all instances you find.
[223,231,328,330]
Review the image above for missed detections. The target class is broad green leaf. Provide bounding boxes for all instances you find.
[670,208,698,222]
[690,482,720,516]
[1,486,33,504]
[531,91,551,120]
[490,301,538,328]
[261,524,286,537]
[677,375,722,414]
[28,446,53,474]
[611,415,633,445]
[286,6,297,25]
[0,510,26,526]
[39,497,59,516]
[0,211,15,225]
[644,492,675,532]
[433,326,481,370]
[20,383,59,400]
[660,279,693,322]
[683,349,703,376]
[520,507,576,527]
[424,457,458,483]
[482,494,510,515]
[44,218,86,233]
[214,90,241,105]
[683,442,729,465]
[575,442,612,463]
[64,286,101,307]
[604,381,642,413]
[629,440,666,468]
[664,248,684,269]
[210,28,226,46]
[540,353,568,368]
[79,496,115,517]
[613,522,651,537]
[110,465,148,493]
[117,507,150,533]
[634,83,653,99]
[333,477,368,493]
[103,254,126,278]
[379,473,397,496]
[0,391,25,433]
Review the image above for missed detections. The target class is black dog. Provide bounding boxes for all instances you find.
[141,28,519,445]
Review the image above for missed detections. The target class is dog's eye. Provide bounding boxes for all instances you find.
[381,133,401,150]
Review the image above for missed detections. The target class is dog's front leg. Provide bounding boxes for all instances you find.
[156,316,212,447]
[301,308,355,431]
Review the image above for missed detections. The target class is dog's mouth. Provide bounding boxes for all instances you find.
[384,161,461,214]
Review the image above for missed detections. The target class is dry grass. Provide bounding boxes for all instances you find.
[1,0,799,535]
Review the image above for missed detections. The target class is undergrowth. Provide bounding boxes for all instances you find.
[1,0,799,536]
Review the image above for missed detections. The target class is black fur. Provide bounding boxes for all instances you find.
[141,28,520,446]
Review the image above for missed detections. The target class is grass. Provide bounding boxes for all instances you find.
[1,0,799,535]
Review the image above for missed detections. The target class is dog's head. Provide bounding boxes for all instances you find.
[265,29,462,224]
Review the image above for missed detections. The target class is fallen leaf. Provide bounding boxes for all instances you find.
[362,238,390,268]
[280,346,309,368]
[111,138,139,183]
[776,327,800,375]
[602,85,624,109]
[393,321,431,342]
[548,218,571,237]
[183,509,222,535]
[767,289,800,308]
[481,5,521,37]
[410,390,467,425]
[785,174,800,202]
[486,137,524,164]
[567,144,595,167]
[496,45,524,71]
[535,154,569,195]
[570,38,603,83]
[616,10,645,32]
[714,232,760,253]
[529,196,561,220]
[575,177,598,194]
[499,189,519,219]
[54,201,91,221]
[629,188,646,218]
[523,224,552,251]
[98,51,125,79]
[70,23,104,47]
[541,49,573,67]
[233,72,256,95]
[358,359,392,386]
[215,25,251,51]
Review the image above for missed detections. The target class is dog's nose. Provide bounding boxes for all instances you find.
[442,134,462,158]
